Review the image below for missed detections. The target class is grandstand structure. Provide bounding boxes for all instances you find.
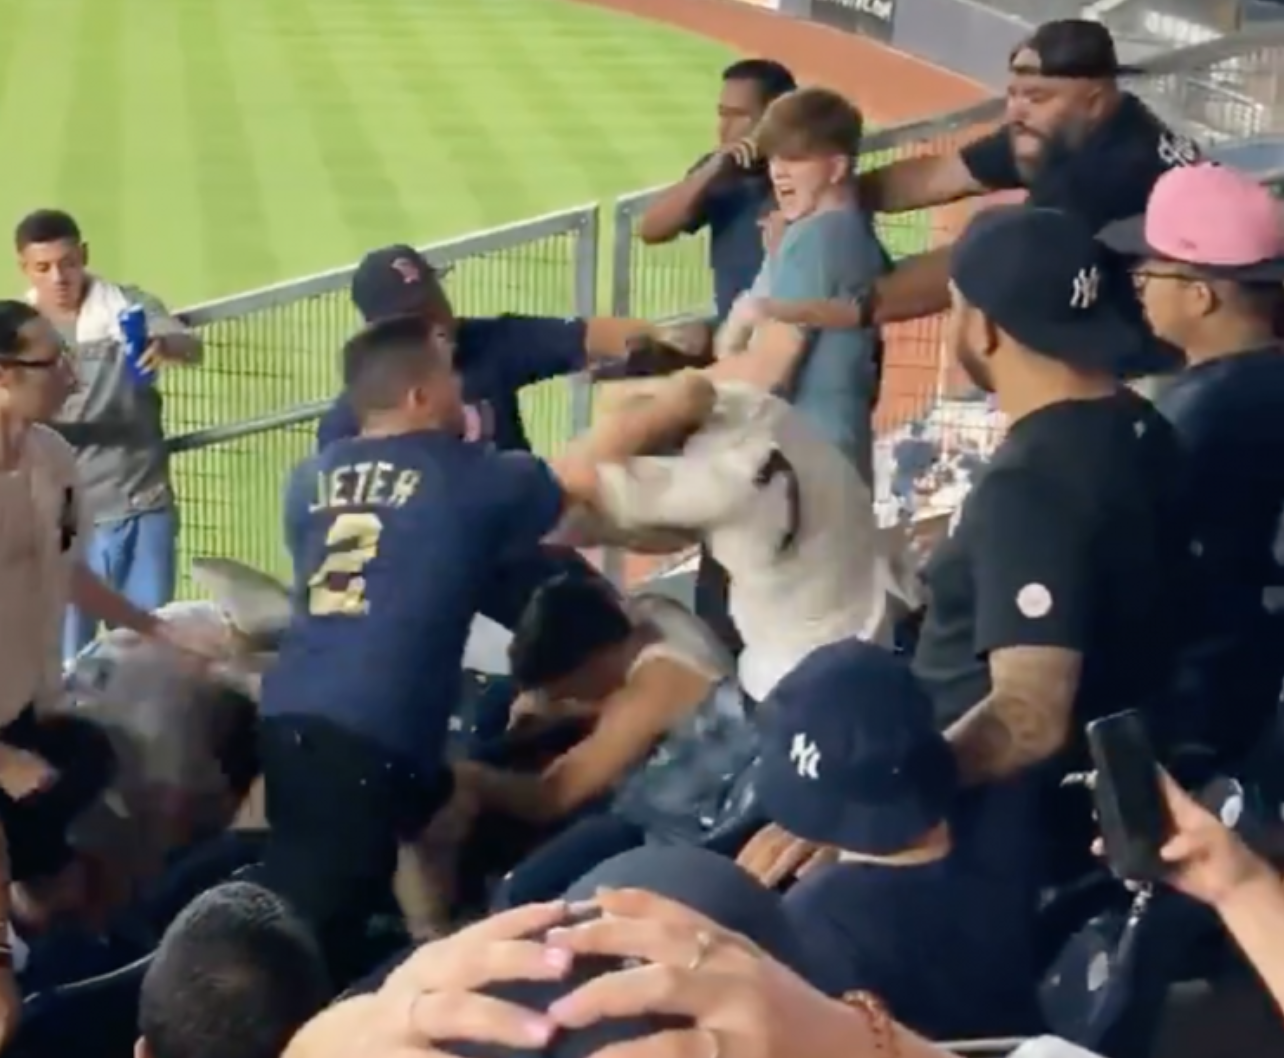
[158,26,1284,595]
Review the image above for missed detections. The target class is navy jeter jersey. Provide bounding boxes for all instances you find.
[261,429,564,772]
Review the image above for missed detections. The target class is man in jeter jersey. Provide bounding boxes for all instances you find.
[259,312,715,984]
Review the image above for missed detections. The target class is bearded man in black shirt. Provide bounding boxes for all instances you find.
[739,206,1195,889]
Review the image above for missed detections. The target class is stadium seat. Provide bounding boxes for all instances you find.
[1039,885,1221,1058]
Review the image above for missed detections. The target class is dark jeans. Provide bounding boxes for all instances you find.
[255,716,452,987]
[490,815,646,910]
[455,715,599,915]
[694,549,743,659]
[0,707,116,882]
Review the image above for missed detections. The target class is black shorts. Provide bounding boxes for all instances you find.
[255,715,453,980]
[0,707,116,882]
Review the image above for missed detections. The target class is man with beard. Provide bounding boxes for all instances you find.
[749,19,1197,343]
[738,206,1195,891]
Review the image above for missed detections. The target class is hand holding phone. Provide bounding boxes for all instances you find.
[1086,710,1173,883]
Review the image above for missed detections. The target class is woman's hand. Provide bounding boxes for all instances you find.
[544,889,859,1058]
[1157,771,1275,909]
[284,901,572,1058]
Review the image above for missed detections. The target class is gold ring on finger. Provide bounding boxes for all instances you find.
[687,930,713,972]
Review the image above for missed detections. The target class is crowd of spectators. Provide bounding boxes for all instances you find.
[0,14,1281,1058]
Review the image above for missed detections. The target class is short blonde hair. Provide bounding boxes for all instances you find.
[756,87,864,160]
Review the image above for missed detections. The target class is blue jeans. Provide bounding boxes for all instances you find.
[63,508,178,661]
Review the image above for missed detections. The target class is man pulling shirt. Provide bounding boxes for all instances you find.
[753,19,1195,377]
[316,244,710,454]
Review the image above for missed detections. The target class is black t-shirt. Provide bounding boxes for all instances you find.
[912,391,1193,759]
[1156,348,1284,758]
[959,93,1199,234]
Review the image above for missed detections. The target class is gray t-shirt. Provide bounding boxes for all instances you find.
[764,206,890,485]
[49,280,194,523]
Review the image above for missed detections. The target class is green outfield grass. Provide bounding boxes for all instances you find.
[0,0,931,589]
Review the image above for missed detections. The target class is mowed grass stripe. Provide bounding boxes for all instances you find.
[306,0,508,238]
[225,2,353,292]
[350,0,540,234]
[0,0,61,234]
[531,1,732,169]
[56,0,124,260]
[471,6,665,195]
[258,0,414,250]
[114,0,205,295]
[173,0,277,297]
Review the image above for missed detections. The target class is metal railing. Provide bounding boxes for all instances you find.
[166,205,599,589]
[159,26,1284,593]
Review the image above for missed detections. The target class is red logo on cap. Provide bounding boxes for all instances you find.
[391,257,422,285]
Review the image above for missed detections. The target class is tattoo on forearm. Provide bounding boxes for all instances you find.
[946,646,1082,786]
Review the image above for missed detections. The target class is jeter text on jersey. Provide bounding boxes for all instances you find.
[308,462,422,512]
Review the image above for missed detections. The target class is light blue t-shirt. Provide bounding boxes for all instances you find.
[764,206,890,484]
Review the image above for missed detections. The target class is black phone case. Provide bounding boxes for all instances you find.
[1087,712,1173,883]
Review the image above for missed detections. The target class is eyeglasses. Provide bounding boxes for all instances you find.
[1132,269,1206,292]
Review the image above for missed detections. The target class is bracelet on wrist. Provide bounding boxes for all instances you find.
[842,991,897,1056]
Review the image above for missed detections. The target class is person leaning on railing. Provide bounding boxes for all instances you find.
[753,19,1198,348]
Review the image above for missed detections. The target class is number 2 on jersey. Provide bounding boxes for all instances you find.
[307,512,383,616]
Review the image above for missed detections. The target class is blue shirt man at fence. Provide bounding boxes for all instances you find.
[714,87,888,486]
[315,245,711,455]
[635,59,797,320]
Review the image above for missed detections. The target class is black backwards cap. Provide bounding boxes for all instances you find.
[1010,19,1141,80]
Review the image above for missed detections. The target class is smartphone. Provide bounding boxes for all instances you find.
[1085,710,1173,883]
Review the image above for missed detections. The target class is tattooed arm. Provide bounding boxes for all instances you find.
[947,645,1083,787]
[950,468,1093,786]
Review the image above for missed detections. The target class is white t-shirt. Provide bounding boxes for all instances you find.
[0,425,89,726]
[597,383,898,701]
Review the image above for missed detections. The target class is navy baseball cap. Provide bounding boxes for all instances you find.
[444,846,843,1058]
[349,244,451,323]
[568,846,841,993]
[757,639,957,854]
[950,205,1148,372]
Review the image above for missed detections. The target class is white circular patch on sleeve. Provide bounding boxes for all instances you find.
[1016,583,1053,619]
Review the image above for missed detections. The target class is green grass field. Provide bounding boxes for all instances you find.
[0,0,930,588]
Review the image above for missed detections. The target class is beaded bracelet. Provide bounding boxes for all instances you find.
[842,990,897,1056]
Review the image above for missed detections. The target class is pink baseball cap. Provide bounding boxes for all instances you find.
[1100,163,1284,281]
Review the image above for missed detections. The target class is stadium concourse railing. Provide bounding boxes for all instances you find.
[163,26,1284,596]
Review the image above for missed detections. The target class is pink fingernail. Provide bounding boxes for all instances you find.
[543,946,571,971]
[525,1017,553,1043]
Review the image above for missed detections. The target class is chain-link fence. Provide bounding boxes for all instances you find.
[163,27,1284,592]
[167,205,598,590]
